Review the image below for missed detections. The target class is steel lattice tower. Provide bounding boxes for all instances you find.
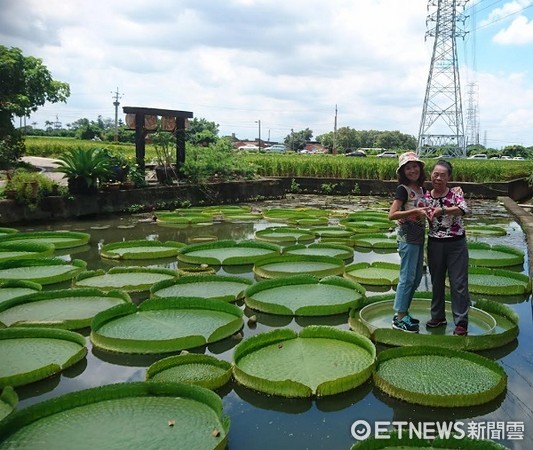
[417,0,469,158]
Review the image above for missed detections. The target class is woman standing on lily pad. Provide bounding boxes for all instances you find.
[425,159,470,336]
[388,152,429,333]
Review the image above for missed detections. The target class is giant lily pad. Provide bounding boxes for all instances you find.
[0,387,17,422]
[0,258,87,285]
[91,297,243,354]
[308,226,354,239]
[233,326,375,397]
[254,227,316,244]
[0,327,87,387]
[344,261,400,286]
[244,275,365,316]
[74,267,177,293]
[0,241,55,262]
[373,346,507,407]
[151,275,252,302]
[352,233,398,249]
[177,240,280,266]
[100,240,185,260]
[146,354,232,390]
[0,288,131,329]
[349,293,520,351]
[283,243,354,260]
[0,228,18,237]
[468,242,524,267]
[155,211,215,225]
[0,281,42,306]
[467,224,507,236]
[253,255,345,279]
[0,231,90,249]
[0,382,229,449]
[463,267,531,295]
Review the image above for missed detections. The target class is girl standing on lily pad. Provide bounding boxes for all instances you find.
[388,152,429,333]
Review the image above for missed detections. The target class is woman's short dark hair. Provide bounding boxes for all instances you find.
[397,162,426,186]
[433,159,453,176]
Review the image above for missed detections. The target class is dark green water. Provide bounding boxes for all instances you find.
[11,195,532,450]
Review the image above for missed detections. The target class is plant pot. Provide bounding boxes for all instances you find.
[120,181,135,190]
[155,165,179,185]
[101,182,121,192]
[68,177,97,195]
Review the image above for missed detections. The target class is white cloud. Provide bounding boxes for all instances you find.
[493,15,533,44]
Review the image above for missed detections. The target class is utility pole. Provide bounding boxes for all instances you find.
[333,104,338,155]
[111,87,123,142]
[255,120,261,149]
[417,0,469,158]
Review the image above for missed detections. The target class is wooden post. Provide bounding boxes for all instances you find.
[135,113,146,171]
[176,117,186,177]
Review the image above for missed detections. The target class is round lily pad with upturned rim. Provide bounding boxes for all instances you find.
[348,293,519,351]
[0,258,87,285]
[233,326,375,398]
[74,266,177,293]
[91,297,243,354]
[283,243,354,261]
[352,233,398,249]
[344,261,400,286]
[0,228,17,237]
[373,345,507,407]
[0,327,87,387]
[467,224,507,236]
[0,382,229,449]
[177,240,280,266]
[0,231,90,249]
[151,275,252,302]
[0,281,42,306]
[0,288,131,329]
[244,275,365,316]
[100,240,185,260]
[467,241,524,267]
[254,227,316,244]
[0,241,55,262]
[307,226,354,239]
[0,386,17,422]
[461,267,531,295]
[146,354,232,390]
[253,254,345,279]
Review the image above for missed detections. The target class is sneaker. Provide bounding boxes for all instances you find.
[453,325,468,336]
[426,318,447,328]
[406,313,420,324]
[392,315,419,333]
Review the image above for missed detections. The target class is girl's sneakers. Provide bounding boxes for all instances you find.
[392,315,419,333]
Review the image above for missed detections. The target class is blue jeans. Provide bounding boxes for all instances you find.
[394,241,425,314]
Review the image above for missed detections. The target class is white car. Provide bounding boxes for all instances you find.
[264,144,286,152]
[468,154,488,160]
[237,144,259,151]
[376,151,398,158]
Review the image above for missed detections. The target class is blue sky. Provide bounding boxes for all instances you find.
[1,0,533,148]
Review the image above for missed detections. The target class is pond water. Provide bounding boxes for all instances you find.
[10,195,533,450]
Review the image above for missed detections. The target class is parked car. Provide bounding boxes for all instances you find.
[237,145,259,151]
[468,154,488,160]
[376,151,398,158]
[512,156,525,160]
[345,150,367,157]
[264,144,286,152]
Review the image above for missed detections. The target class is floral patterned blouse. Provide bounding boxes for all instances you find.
[425,187,469,239]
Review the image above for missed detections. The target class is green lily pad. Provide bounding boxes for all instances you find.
[287,217,329,226]
[0,288,131,329]
[155,211,214,224]
[146,354,232,390]
[468,242,524,267]
[233,326,375,397]
[0,231,90,249]
[344,261,400,286]
[373,346,507,407]
[177,240,280,265]
[0,241,55,262]
[352,233,398,249]
[151,275,253,302]
[0,382,229,449]
[308,226,354,239]
[74,267,177,293]
[253,255,345,279]
[255,227,316,244]
[0,228,18,237]
[0,387,17,422]
[0,327,87,387]
[283,243,354,260]
[223,212,263,222]
[462,267,531,295]
[263,208,329,222]
[0,281,42,306]
[100,240,186,260]
[244,275,365,316]
[349,293,520,351]
[0,258,87,285]
[467,224,507,236]
[91,297,243,354]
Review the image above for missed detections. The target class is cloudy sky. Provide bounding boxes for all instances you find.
[2,0,533,148]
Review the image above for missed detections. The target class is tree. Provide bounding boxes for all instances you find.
[0,46,70,168]
[284,128,313,152]
[186,118,219,146]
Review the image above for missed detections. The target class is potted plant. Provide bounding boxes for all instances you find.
[3,169,59,210]
[121,165,146,189]
[151,131,178,184]
[55,147,113,194]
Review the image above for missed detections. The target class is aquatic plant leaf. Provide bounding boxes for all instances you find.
[0,387,17,422]
[253,255,345,279]
[344,261,400,286]
[177,240,280,265]
[0,231,90,249]
[100,240,185,260]
[0,258,87,285]
[467,241,524,267]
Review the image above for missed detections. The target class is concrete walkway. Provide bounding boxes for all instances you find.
[21,156,67,185]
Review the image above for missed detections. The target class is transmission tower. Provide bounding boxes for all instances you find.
[111,87,123,142]
[417,0,469,158]
[465,82,479,147]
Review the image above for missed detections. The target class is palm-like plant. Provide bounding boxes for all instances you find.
[56,147,112,194]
